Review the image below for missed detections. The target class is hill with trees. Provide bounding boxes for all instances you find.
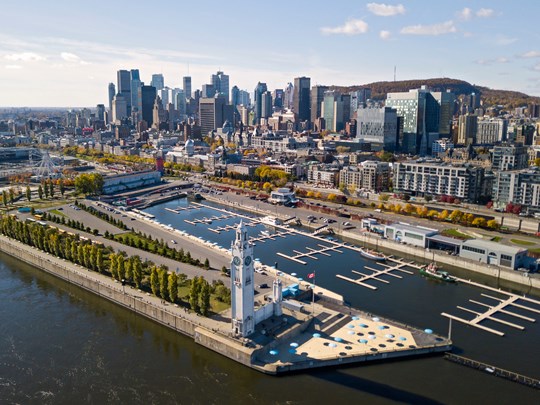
[331,78,540,109]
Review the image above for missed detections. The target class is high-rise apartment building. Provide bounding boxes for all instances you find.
[293,76,311,124]
[199,96,233,135]
[457,114,477,145]
[211,70,230,102]
[261,91,273,120]
[322,91,349,132]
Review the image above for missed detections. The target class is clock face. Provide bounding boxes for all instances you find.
[233,256,241,266]
[244,256,252,266]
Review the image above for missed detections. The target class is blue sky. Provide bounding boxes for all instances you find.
[1,0,540,106]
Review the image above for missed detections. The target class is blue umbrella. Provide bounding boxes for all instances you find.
[372,317,380,322]
[288,348,297,354]
[298,277,304,281]
[378,325,386,330]
[359,323,368,328]
[329,342,337,348]
[359,339,368,344]
[398,336,407,341]
[347,324,355,328]
[368,335,376,340]
[385,334,395,339]
[269,350,279,355]
[290,342,299,348]
[313,333,321,338]
[424,328,433,334]
[352,316,359,320]
[334,337,343,342]
[348,330,355,335]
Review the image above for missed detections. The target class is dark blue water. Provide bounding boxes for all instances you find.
[0,198,538,403]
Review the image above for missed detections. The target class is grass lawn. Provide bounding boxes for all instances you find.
[177,285,230,313]
[510,238,537,246]
[491,236,502,242]
[441,229,473,240]
[49,209,67,217]
[527,248,540,254]
[114,231,160,250]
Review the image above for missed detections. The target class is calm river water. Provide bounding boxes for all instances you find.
[0,198,539,404]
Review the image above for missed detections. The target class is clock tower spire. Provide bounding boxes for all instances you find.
[230,220,255,337]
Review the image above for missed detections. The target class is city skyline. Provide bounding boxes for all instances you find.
[2,0,540,106]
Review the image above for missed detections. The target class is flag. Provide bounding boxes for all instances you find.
[308,272,315,279]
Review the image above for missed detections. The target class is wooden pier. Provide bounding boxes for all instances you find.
[444,353,540,390]
[336,258,415,290]
[250,230,293,243]
[277,243,344,265]
[441,277,540,336]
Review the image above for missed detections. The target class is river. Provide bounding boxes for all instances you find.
[0,198,539,404]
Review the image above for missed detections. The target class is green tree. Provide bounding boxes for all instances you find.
[168,272,178,303]
[199,281,211,316]
[132,256,143,288]
[26,186,31,202]
[49,182,54,199]
[2,190,7,207]
[109,253,118,279]
[43,182,49,198]
[204,258,210,270]
[158,267,168,300]
[189,276,201,312]
[59,179,65,197]
[116,254,125,281]
[8,188,14,204]
[472,217,487,228]
[38,185,44,200]
[487,219,500,230]
[150,266,159,296]
[96,249,104,273]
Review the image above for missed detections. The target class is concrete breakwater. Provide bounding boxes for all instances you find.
[202,195,540,291]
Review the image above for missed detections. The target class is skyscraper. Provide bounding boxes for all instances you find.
[141,85,157,127]
[202,84,215,98]
[293,76,311,124]
[322,91,347,132]
[284,82,294,109]
[108,82,116,113]
[117,70,131,114]
[349,88,372,112]
[253,82,267,125]
[183,76,192,99]
[231,85,240,108]
[261,91,273,120]
[211,70,230,102]
[112,94,127,124]
[151,74,164,91]
[96,104,106,121]
[199,95,233,135]
[273,89,284,108]
[130,69,142,118]
[311,85,328,125]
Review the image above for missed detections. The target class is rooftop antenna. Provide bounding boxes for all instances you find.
[394,66,396,82]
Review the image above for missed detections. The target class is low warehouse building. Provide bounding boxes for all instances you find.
[459,239,527,269]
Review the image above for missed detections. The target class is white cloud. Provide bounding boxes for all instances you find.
[366,3,405,17]
[4,52,45,61]
[379,30,391,40]
[321,19,368,35]
[400,21,456,36]
[520,50,540,58]
[497,57,509,63]
[5,64,22,69]
[61,52,80,62]
[476,8,495,18]
[494,35,517,46]
[532,63,540,72]
[458,7,472,20]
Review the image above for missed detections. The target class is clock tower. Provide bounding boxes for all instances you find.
[230,221,255,337]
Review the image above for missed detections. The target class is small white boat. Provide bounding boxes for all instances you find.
[260,216,282,226]
[260,230,271,237]
[360,248,386,262]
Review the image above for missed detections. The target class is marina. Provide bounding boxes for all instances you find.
[336,258,415,290]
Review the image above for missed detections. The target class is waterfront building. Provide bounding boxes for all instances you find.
[393,161,485,202]
[230,222,254,337]
[490,144,529,171]
[492,167,540,213]
[356,106,399,151]
[293,77,311,126]
[459,239,527,269]
[384,223,438,248]
[102,170,162,194]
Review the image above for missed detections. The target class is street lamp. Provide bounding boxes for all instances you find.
[121,278,126,294]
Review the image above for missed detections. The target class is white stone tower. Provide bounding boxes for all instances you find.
[230,221,255,337]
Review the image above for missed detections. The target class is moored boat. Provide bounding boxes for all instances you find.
[420,262,457,282]
[260,216,282,226]
[360,248,386,261]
